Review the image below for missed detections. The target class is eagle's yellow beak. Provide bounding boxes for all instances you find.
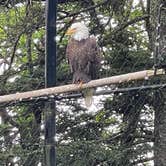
[66,28,76,35]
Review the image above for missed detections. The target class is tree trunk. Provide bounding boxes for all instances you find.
[153,0,166,165]
[154,91,166,166]
[119,92,145,166]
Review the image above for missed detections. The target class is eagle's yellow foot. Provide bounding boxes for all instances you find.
[78,81,83,89]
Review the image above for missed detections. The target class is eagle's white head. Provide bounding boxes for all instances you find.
[66,22,89,41]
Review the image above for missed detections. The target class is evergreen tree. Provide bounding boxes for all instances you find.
[0,0,165,165]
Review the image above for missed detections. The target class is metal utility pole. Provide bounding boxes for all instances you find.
[44,0,57,165]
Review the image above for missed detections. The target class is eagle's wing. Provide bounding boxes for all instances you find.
[66,37,101,83]
[66,38,74,73]
[82,36,101,107]
[86,36,101,80]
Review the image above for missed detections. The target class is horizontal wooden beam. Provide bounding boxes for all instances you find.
[0,69,165,104]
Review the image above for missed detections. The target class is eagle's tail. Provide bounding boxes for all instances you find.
[83,88,94,107]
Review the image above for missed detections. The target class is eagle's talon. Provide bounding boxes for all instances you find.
[78,81,83,88]
[77,81,83,89]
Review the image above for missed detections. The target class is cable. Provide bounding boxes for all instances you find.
[1,83,166,108]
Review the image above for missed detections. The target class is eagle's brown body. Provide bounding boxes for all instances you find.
[66,36,101,84]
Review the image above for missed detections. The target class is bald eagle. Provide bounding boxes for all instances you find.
[66,22,101,107]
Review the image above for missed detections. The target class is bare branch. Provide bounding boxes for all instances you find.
[58,0,109,20]
[114,15,149,33]
[100,14,150,46]
[0,69,165,104]
[7,32,24,71]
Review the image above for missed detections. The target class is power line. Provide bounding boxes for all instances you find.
[1,83,166,108]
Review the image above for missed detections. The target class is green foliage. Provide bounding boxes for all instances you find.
[57,141,116,166]
[0,0,162,165]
